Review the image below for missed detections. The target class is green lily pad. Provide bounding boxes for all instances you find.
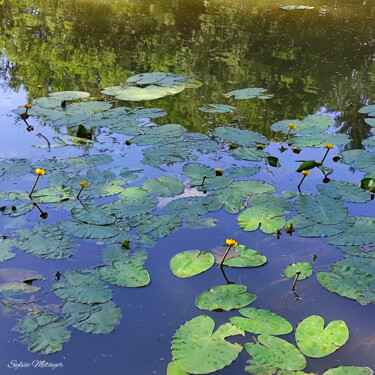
[272,115,334,135]
[52,270,112,304]
[195,176,233,191]
[31,185,74,203]
[295,315,349,358]
[101,244,148,264]
[199,104,236,114]
[225,87,268,100]
[167,362,189,375]
[226,166,260,178]
[245,359,315,375]
[326,216,375,246]
[317,257,375,305]
[0,192,28,202]
[0,159,31,180]
[17,314,71,354]
[143,176,184,197]
[284,262,313,280]
[214,126,267,147]
[246,335,306,371]
[119,167,144,183]
[170,250,215,278]
[281,5,314,10]
[317,181,371,203]
[62,301,121,334]
[98,259,150,287]
[196,284,256,311]
[238,195,291,234]
[57,221,119,239]
[204,180,275,214]
[358,104,375,115]
[230,308,293,335]
[65,154,113,169]
[71,204,116,225]
[339,149,375,174]
[214,245,267,267]
[0,239,16,261]
[231,147,269,161]
[323,366,374,375]
[287,134,350,148]
[2,203,34,217]
[79,180,125,199]
[183,163,215,179]
[172,315,244,374]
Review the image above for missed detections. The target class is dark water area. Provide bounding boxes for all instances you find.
[0,0,375,374]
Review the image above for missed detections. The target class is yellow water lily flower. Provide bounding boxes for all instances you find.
[35,168,45,175]
[80,181,89,188]
[325,143,333,149]
[289,123,296,130]
[301,170,309,176]
[215,168,223,176]
[225,238,238,247]
[37,84,43,89]
[24,104,32,109]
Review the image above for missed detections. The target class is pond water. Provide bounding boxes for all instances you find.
[0,0,375,374]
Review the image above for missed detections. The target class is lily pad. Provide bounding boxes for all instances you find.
[52,270,112,304]
[98,259,150,287]
[281,5,314,10]
[17,314,71,354]
[230,308,293,335]
[183,163,215,180]
[317,257,375,305]
[226,166,260,178]
[31,185,73,203]
[0,159,31,180]
[323,367,374,375]
[64,154,113,169]
[238,195,291,234]
[196,285,256,311]
[57,221,119,239]
[295,315,349,358]
[214,126,267,147]
[62,301,121,334]
[167,362,189,375]
[284,262,313,280]
[199,104,236,114]
[170,250,215,278]
[231,147,269,161]
[2,203,34,217]
[71,204,116,225]
[225,87,268,100]
[317,181,371,203]
[143,176,184,197]
[172,315,244,374]
[214,245,267,267]
[0,239,16,261]
[246,334,306,371]
[287,134,350,148]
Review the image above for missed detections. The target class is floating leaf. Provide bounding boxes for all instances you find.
[31,185,73,203]
[339,149,375,174]
[119,167,144,183]
[231,147,269,161]
[167,362,189,375]
[170,250,215,278]
[214,126,267,147]
[2,203,34,217]
[195,176,233,192]
[295,315,349,358]
[225,87,268,100]
[172,315,244,374]
[17,314,71,354]
[231,308,293,335]
[65,154,113,169]
[57,221,119,239]
[281,5,314,10]
[246,335,306,371]
[62,301,121,334]
[0,159,31,180]
[358,104,375,115]
[204,180,275,214]
[317,181,371,203]
[98,259,150,287]
[52,270,112,304]
[132,124,187,146]
[284,262,313,280]
[317,257,375,305]
[183,163,215,179]
[199,104,236,114]
[143,176,184,197]
[213,245,267,267]
[101,244,148,264]
[225,166,260,178]
[196,285,256,311]
[245,359,315,375]
[287,134,350,148]
[0,239,16,261]
[323,366,374,375]
[326,216,375,246]
[238,195,291,234]
[71,204,116,225]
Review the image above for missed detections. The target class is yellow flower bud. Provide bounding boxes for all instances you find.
[35,168,45,175]
[215,168,223,176]
[325,143,333,149]
[225,238,238,247]
[289,123,296,130]
[25,104,32,109]
[37,84,43,89]
[301,170,309,176]
[80,181,89,188]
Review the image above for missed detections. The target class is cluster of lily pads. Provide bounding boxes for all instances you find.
[0,72,374,374]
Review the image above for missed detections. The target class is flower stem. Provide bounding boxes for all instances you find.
[291,271,301,291]
[219,245,232,268]
[297,175,307,192]
[29,175,40,198]
[77,186,84,199]
[320,149,330,164]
